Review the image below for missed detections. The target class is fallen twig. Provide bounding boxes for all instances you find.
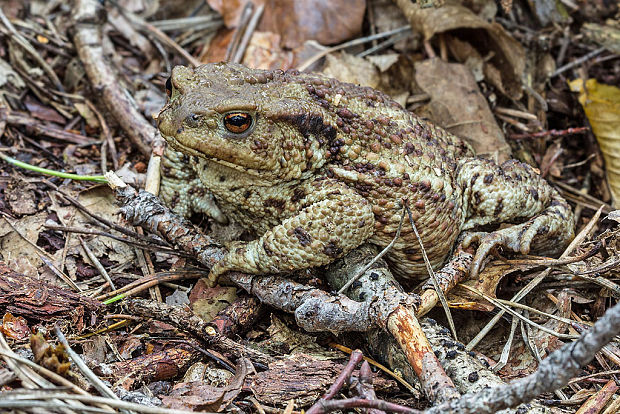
[325,245,459,404]
[509,126,590,140]
[71,0,162,156]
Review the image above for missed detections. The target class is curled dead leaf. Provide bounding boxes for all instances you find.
[394,0,525,99]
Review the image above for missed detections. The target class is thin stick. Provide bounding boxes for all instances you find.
[225,2,254,62]
[232,4,264,63]
[297,26,411,71]
[78,235,115,291]
[405,203,457,340]
[54,326,120,403]
[338,206,405,294]
[460,285,578,340]
[551,47,606,78]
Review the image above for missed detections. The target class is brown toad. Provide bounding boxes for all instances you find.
[157,63,574,283]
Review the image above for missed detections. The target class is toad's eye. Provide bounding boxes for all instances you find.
[223,112,252,134]
[165,77,173,97]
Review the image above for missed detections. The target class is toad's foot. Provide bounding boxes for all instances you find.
[462,203,574,277]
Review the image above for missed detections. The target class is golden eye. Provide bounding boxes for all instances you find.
[223,112,252,134]
[165,77,172,97]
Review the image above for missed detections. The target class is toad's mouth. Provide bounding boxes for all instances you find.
[161,132,274,184]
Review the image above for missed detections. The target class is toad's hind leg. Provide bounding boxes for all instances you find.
[458,158,574,277]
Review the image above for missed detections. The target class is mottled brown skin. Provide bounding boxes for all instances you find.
[158,63,574,282]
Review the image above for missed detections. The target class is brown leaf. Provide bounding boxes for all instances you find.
[189,279,237,322]
[0,213,47,276]
[0,312,30,340]
[261,0,366,49]
[241,31,294,70]
[6,178,37,216]
[446,263,515,312]
[322,53,380,88]
[206,0,246,27]
[414,58,511,161]
[24,96,66,124]
[200,27,233,64]
[161,358,252,411]
[208,0,366,49]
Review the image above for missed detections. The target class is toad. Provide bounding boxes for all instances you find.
[157,63,574,285]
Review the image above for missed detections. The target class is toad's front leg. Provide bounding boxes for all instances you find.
[208,180,375,284]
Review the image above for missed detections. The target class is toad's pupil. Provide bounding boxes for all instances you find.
[224,113,252,133]
[165,77,172,97]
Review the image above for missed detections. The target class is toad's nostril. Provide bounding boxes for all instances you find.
[185,113,202,127]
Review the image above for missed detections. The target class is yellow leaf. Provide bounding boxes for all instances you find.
[569,79,620,207]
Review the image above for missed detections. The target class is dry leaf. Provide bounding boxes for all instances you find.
[189,279,237,322]
[205,0,247,27]
[414,58,511,161]
[208,0,366,49]
[0,312,30,340]
[0,212,47,276]
[366,53,400,73]
[6,178,37,216]
[24,96,65,124]
[161,358,251,411]
[200,27,233,64]
[241,31,294,70]
[74,102,100,129]
[69,186,136,266]
[447,263,515,312]
[321,52,380,88]
[569,79,620,207]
